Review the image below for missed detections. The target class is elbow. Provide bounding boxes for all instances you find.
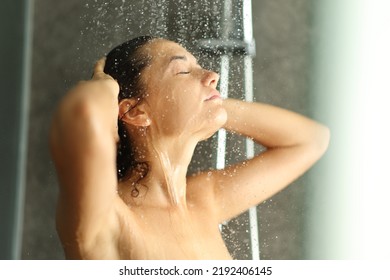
[312,124,331,158]
[292,124,330,167]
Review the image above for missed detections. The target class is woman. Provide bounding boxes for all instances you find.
[50,36,330,259]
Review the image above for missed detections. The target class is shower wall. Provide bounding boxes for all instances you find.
[252,0,313,260]
[23,0,313,259]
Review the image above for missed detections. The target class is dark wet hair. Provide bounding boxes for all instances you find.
[104,36,156,184]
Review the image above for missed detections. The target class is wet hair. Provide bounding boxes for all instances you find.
[104,35,156,186]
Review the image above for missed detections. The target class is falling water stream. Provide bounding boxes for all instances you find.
[77,0,254,260]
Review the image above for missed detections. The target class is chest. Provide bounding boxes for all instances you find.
[117,207,231,259]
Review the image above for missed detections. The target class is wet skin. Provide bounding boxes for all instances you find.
[50,39,330,259]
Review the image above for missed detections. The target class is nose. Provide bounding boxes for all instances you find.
[202,70,219,88]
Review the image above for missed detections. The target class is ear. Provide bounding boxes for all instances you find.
[118,98,151,127]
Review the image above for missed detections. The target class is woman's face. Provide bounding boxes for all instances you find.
[140,39,227,140]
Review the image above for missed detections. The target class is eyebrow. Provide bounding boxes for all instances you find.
[166,55,200,71]
[169,55,188,63]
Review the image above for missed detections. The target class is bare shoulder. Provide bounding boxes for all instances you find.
[186,171,217,211]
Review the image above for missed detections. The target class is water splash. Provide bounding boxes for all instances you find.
[76,0,254,260]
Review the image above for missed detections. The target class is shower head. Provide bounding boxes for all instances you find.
[196,38,256,57]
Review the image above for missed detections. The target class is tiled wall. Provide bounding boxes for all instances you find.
[22,0,312,259]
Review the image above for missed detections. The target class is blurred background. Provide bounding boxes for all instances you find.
[1,0,389,259]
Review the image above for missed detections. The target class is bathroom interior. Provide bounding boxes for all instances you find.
[1,0,389,260]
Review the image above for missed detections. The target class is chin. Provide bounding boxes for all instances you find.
[216,106,228,125]
[211,105,228,127]
[200,107,228,140]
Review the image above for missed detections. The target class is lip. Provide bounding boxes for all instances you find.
[204,90,221,101]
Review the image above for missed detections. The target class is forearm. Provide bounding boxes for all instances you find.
[222,98,330,150]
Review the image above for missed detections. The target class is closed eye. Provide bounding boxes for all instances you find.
[177,71,190,75]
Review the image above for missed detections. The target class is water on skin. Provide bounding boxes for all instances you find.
[82,0,253,258]
[152,146,183,206]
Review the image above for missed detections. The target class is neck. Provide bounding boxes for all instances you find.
[125,128,198,209]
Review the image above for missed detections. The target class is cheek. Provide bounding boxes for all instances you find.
[164,84,202,114]
[147,88,202,133]
[171,95,202,126]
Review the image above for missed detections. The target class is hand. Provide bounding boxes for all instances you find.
[91,57,120,95]
[91,58,120,143]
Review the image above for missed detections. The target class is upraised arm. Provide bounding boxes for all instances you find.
[49,59,120,251]
[211,98,330,223]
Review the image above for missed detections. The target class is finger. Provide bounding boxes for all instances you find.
[93,57,106,76]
